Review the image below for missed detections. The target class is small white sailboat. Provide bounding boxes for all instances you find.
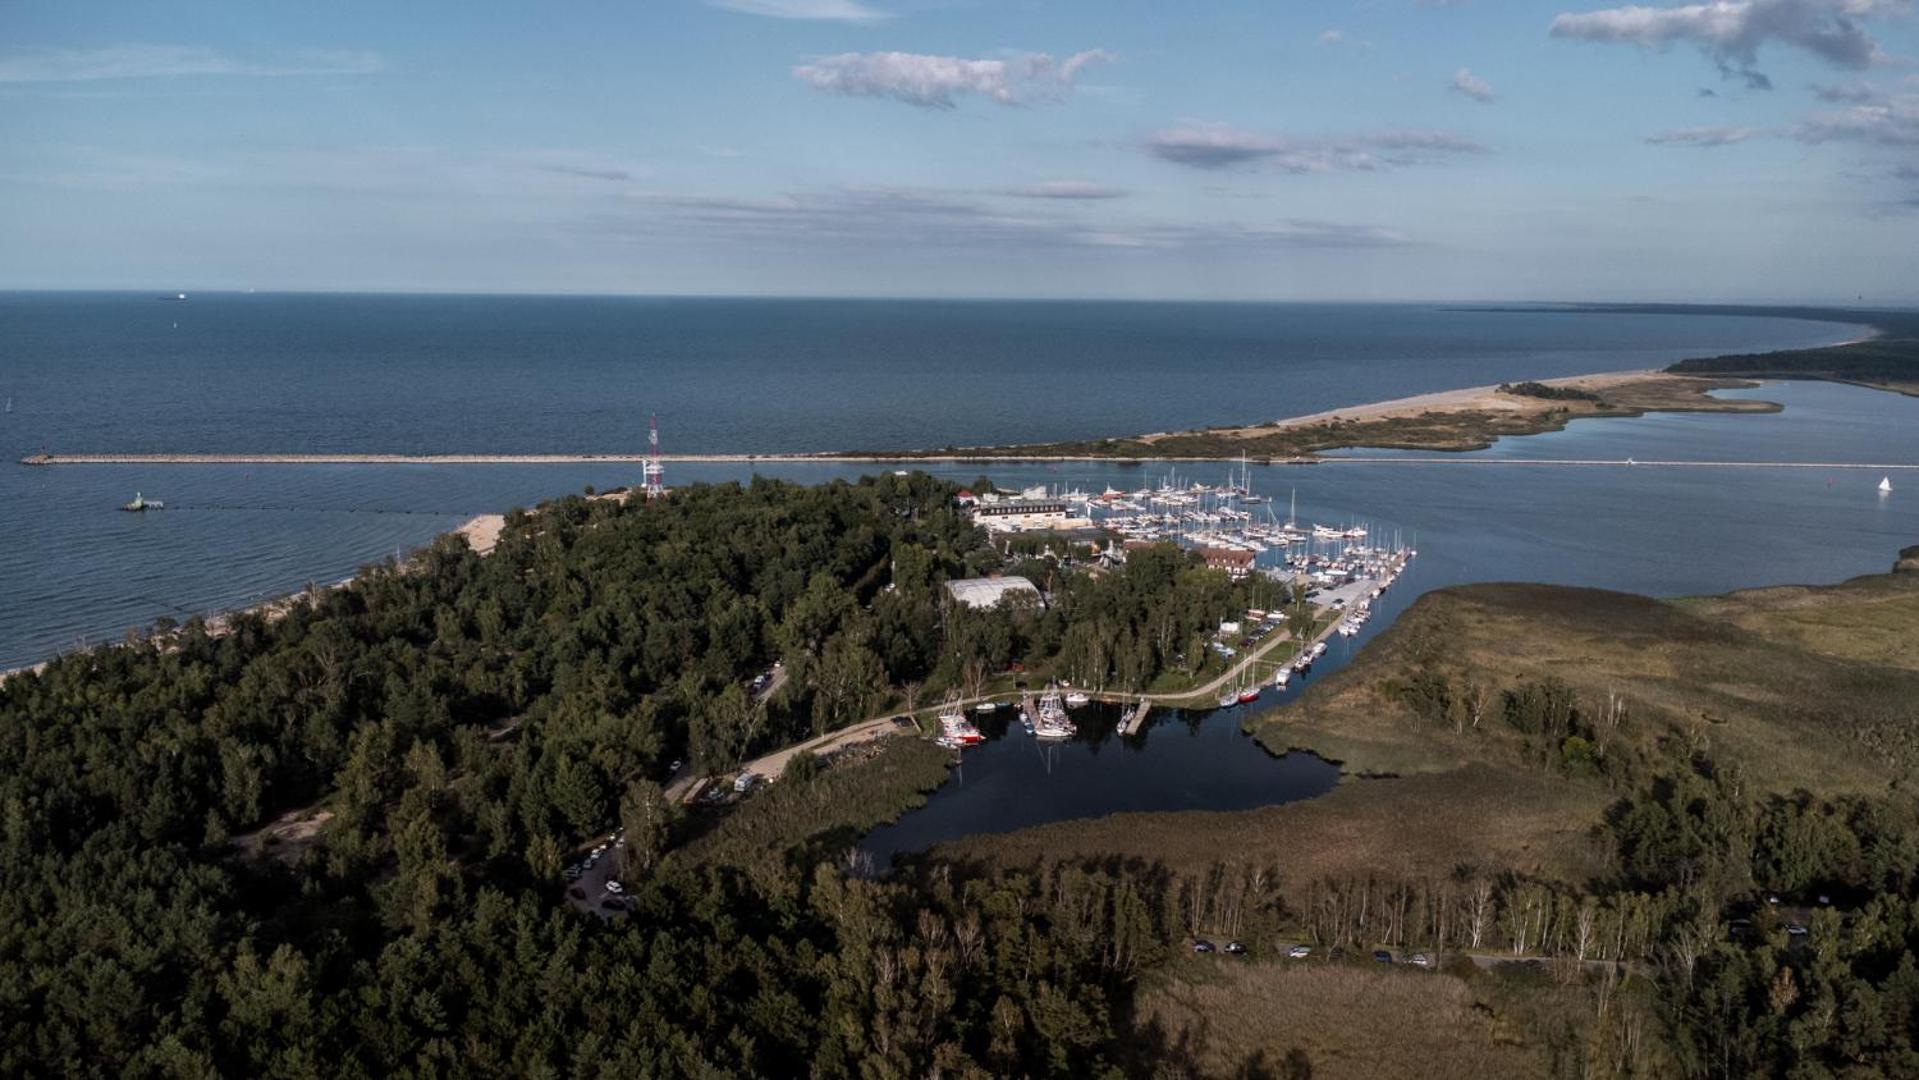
[1880,476,1894,494]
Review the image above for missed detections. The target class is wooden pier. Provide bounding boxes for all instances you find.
[1117,700,1152,737]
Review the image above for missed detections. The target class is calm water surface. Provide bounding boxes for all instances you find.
[3,296,1914,860]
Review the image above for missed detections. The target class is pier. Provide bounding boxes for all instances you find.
[1117,700,1151,737]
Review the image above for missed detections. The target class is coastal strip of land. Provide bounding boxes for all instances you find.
[21,328,1919,468]
[850,370,1797,460]
[15,372,1870,469]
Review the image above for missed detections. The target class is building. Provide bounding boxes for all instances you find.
[1197,547,1256,579]
[944,575,1043,610]
[971,499,1080,533]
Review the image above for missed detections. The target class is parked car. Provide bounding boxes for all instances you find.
[600,898,625,912]
[605,880,624,894]
[1287,945,1312,959]
[1192,939,1216,954]
[1787,923,1809,937]
[1409,953,1432,968]
[1224,941,1247,955]
[1372,950,1394,964]
[568,886,586,900]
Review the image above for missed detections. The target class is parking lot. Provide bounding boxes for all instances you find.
[561,827,630,919]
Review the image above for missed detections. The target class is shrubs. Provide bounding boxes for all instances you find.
[1498,380,1603,402]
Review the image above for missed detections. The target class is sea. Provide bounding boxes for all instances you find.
[4,293,1916,856]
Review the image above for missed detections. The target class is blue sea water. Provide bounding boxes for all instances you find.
[3,292,1917,857]
[0,293,1898,670]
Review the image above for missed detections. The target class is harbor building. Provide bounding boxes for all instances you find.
[970,498,1092,533]
[1197,547,1256,579]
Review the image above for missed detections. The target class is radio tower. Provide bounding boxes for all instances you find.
[643,414,666,500]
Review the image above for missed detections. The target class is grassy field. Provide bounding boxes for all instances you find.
[1256,575,1919,795]
[1131,960,1670,1078]
[670,736,951,882]
[934,760,1614,887]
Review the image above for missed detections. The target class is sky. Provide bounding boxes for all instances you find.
[2,0,1918,302]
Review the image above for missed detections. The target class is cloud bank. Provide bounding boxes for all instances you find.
[1146,123,1487,172]
[0,45,382,83]
[1003,180,1128,199]
[793,49,1112,108]
[708,0,887,20]
[606,185,1408,253]
[1644,125,1761,144]
[1549,0,1900,89]
[1794,93,1919,144]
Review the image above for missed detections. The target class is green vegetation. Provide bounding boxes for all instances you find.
[938,546,1919,1075]
[0,470,1309,1075]
[1134,959,1670,1078]
[1499,379,1603,401]
[670,737,952,884]
[1669,337,1919,395]
[864,375,1775,461]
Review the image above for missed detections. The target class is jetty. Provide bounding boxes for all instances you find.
[1117,700,1151,737]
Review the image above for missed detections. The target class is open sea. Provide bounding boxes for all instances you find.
[6,292,1919,858]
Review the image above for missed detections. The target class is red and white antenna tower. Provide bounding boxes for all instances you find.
[643,414,666,500]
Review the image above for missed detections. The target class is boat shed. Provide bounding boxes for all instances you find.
[943,575,1043,610]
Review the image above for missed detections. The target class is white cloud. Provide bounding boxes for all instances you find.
[1146,122,1487,172]
[1793,93,1919,144]
[1643,125,1761,144]
[0,45,382,83]
[1003,180,1128,199]
[707,0,887,20]
[1549,0,1903,88]
[603,184,1408,252]
[793,49,1112,108]
[1451,67,1496,102]
[1810,79,1883,101]
[1318,30,1348,45]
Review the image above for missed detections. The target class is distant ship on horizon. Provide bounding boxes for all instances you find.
[158,292,186,302]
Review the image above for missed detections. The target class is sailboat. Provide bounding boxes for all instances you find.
[1880,476,1894,494]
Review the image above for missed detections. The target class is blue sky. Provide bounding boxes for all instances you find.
[2,0,1917,300]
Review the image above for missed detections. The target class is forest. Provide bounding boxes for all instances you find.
[0,472,1280,1075]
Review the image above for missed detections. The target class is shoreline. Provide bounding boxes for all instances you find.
[0,374,1833,467]
[0,511,507,685]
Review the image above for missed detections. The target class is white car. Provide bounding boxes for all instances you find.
[605,880,624,894]
[1287,945,1311,959]
[1409,953,1433,968]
